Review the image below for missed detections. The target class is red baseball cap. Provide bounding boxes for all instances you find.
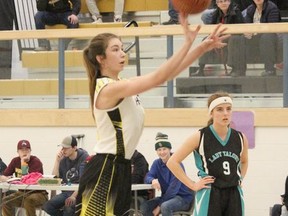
[17,140,31,150]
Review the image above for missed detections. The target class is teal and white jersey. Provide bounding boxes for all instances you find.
[194,125,244,188]
[93,77,145,159]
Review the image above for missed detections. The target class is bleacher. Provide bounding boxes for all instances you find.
[7,0,288,109]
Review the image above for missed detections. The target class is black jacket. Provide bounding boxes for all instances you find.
[245,0,281,23]
[282,176,288,209]
[210,3,245,24]
[37,0,81,15]
[131,150,149,184]
[0,158,7,175]
[271,0,288,10]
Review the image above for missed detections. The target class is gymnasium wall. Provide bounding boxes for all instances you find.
[0,124,287,215]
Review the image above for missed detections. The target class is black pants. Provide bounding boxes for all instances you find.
[199,35,246,74]
[272,204,283,216]
[245,33,282,72]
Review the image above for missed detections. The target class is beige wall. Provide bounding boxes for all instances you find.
[0,125,287,216]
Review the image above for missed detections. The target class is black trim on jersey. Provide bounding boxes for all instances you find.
[107,109,125,157]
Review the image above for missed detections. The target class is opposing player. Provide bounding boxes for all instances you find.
[167,91,248,216]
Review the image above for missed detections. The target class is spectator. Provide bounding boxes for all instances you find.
[0,0,15,79]
[194,0,246,77]
[244,0,282,76]
[85,0,125,23]
[201,0,253,23]
[0,158,7,175]
[140,132,194,216]
[271,176,288,216]
[130,150,149,211]
[42,135,89,216]
[0,140,48,216]
[34,0,81,51]
[162,0,179,25]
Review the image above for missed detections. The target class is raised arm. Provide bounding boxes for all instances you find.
[100,14,229,106]
[170,22,230,76]
[52,150,64,177]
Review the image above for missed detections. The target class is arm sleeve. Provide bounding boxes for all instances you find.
[131,155,148,184]
[159,163,185,203]
[28,156,44,174]
[144,160,158,184]
[3,158,18,176]
[160,175,182,203]
[267,7,281,22]
[72,0,81,15]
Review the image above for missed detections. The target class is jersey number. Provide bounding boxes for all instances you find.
[223,161,231,175]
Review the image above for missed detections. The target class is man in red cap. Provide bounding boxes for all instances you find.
[0,139,48,216]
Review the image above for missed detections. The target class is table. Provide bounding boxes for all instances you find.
[131,184,153,215]
[0,183,152,216]
[0,183,79,216]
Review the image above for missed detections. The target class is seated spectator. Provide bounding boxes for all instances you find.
[244,0,282,76]
[130,150,149,211]
[0,158,7,175]
[193,0,246,77]
[162,0,179,25]
[42,135,89,216]
[34,0,81,51]
[0,140,48,216]
[272,176,288,216]
[201,0,217,24]
[86,0,125,23]
[201,0,253,23]
[140,132,194,216]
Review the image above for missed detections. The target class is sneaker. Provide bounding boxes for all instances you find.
[190,68,204,77]
[34,46,50,51]
[261,70,276,76]
[114,15,122,22]
[92,15,102,23]
[162,19,179,25]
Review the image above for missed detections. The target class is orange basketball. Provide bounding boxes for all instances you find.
[172,0,211,15]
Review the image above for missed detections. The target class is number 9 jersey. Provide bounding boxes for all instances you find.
[194,125,244,188]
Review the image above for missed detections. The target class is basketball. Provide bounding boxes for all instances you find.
[172,0,211,15]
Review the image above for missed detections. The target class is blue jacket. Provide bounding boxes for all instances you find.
[145,157,194,204]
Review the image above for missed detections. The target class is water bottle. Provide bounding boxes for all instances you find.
[21,162,29,176]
